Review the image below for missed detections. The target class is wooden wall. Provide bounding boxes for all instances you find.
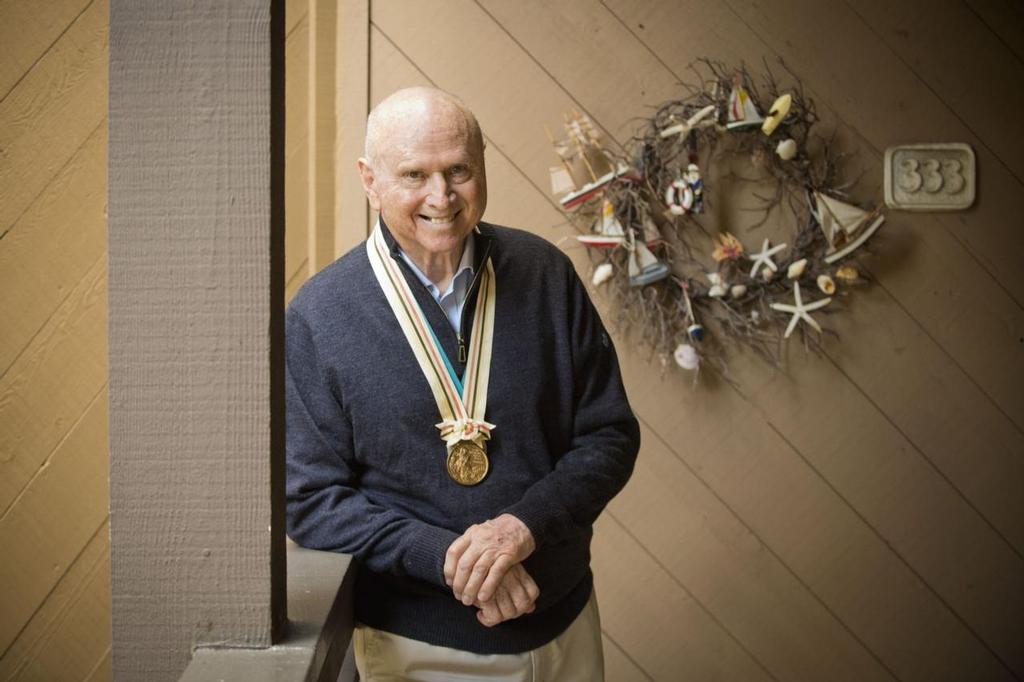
[0,0,112,678]
[326,1,1023,680]
[286,0,311,303]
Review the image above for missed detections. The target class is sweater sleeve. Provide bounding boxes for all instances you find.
[501,266,640,547]
[285,305,459,588]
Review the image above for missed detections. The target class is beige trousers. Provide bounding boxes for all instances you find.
[353,592,604,682]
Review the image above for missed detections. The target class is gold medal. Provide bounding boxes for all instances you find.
[446,440,490,486]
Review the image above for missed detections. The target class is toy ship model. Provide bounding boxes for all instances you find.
[726,78,764,131]
[548,112,629,210]
[577,198,626,248]
[577,200,663,249]
[809,191,885,264]
[627,234,670,286]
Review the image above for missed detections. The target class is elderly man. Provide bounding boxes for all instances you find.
[286,87,640,681]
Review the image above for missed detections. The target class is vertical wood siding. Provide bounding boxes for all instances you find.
[286,0,312,304]
[344,1,1024,679]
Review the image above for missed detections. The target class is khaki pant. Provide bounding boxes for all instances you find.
[354,592,604,681]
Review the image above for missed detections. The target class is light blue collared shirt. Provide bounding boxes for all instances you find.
[398,235,475,333]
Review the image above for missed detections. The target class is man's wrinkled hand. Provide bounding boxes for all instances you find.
[444,513,536,606]
[474,563,540,627]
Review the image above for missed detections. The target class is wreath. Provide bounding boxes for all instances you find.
[547,59,885,384]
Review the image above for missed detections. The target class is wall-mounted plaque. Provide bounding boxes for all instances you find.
[884,143,975,211]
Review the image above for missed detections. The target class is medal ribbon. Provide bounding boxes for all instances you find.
[366,223,496,451]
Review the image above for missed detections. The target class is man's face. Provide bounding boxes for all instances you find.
[358,106,487,262]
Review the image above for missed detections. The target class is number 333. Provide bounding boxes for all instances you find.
[897,157,965,195]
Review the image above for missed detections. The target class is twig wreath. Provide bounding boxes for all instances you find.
[547,59,885,385]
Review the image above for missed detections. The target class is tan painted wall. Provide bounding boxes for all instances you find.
[314,1,1023,680]
[0,0,112,678]
[286,0,312,303]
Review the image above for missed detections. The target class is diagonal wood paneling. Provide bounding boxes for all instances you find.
[367,32,879,679]
[611,424,896,681]
[0,0,106,236]
[700,0,1024,407]
[481,0,1024,556]
[0,519,110,679]
[620,353,1015,682]
[965,0,1024,63]
[285,8,310,301]
[593,515,776,681]
[1,0,111,678]
[0,0,91,100]
[600,0,1024,422]
[363,1,1024,679]
[846,0,1024,184]
[601,633,650,682]
[0,256,107,514]
[0,122,106,374]
[0,388,108,655]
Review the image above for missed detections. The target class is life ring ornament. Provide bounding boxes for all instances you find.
[665,178,694,215]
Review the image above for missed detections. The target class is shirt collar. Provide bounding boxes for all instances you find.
[397,231,475,299]
[378,217,495,276]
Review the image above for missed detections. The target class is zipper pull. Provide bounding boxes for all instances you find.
[458,334,467,363]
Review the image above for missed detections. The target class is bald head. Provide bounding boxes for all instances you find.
[364,87,484,166]
[356,87,488,278]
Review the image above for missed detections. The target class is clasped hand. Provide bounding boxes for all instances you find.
[444,513,538,627]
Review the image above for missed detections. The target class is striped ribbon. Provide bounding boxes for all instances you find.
[366,223,496,451]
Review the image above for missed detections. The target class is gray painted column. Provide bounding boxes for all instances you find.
[108,2,286,679]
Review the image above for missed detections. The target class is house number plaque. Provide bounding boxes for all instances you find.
[884,143,975,211]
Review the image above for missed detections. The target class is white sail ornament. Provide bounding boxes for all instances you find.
[577,198,626,248]
[809,191,885,264]
[627,233,670,286]
[640,212,663,246]
[726,77,764,131]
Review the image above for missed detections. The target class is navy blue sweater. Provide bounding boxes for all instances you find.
[285,221,640,654]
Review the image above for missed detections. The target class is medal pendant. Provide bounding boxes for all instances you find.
[447,440,490,486]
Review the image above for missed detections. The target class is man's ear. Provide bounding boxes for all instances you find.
[357,158,381,211]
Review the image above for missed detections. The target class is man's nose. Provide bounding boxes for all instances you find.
[424,173,453,207]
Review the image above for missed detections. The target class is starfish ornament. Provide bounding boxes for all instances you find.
[659,104,718,139]
[771,282,832,338]
[749,238,787,278]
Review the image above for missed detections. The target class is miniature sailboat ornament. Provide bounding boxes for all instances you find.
[627,233,670,286]
[726,77,764,131]
[809,191,885,264]
[559,163,630,210]
[577,199,626,248]
[547,112,629,210]
[641,214,663,246]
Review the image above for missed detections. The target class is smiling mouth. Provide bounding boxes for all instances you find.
[418,210,460,225]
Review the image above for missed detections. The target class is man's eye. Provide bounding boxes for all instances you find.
[448,166,471,180]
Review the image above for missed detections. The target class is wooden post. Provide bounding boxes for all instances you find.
[108,1,286,679]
